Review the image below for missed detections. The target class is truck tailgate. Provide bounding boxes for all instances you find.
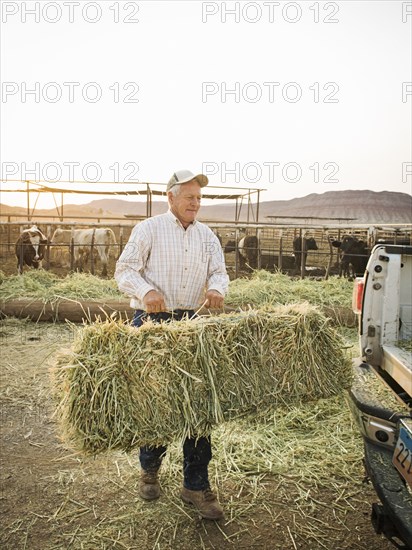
[382,345,412,398]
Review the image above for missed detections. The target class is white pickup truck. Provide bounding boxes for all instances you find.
[350,244,412,549]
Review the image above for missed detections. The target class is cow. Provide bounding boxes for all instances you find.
[238,235,259,268]
[224,236,295,272]
[224,240,237,255]
[51,227,117,277]
[15,225,48,274]
[224,235,259,270]
[213,231,223,247]
[255,253,295,271]
[224,239,245,268]
[293,236,318,270]
[332,235,369,278]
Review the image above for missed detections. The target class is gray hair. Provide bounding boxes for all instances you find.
[169,185,182,198]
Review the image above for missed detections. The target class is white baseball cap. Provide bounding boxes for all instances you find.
[167,169,209,192]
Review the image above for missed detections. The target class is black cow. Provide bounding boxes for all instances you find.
[224,239,236,254]
[15,225,48,274]
[224,237,296,271]
[332,236,369,278]
[214,232,223,246]
[293,236,318,270]
[224,238,247,269]
[259,253,296,271]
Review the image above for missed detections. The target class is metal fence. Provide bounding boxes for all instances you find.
[2,220,411,279]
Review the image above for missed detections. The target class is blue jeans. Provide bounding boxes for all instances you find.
[132,309,212,491]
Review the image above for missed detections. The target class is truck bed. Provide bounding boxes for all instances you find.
[382,345,412,399]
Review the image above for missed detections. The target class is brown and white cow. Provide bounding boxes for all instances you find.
[15,225,48,274]
[51,227,117,277]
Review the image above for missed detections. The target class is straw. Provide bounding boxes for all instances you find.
[53,303,353,454]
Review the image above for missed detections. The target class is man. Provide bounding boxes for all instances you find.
[115,169,229,520]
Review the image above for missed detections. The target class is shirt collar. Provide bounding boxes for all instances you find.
[166,209,197,229]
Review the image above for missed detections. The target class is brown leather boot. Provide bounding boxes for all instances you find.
[181,487,224,520]
[139,469,160,500]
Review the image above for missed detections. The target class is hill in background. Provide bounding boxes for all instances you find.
[1,190,411,224]
[199,190,412,224]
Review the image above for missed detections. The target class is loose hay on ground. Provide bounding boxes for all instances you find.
[0,270,122,304]
[226,270,353,309]
[2,319,391,550]
[0,270,353,310]
[53,303,353,454]
[49,396,365,549]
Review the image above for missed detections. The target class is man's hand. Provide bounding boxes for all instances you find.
[143,290,166,313]
[204,289,224,309]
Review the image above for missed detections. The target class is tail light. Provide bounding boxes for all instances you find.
[352,277,365,314]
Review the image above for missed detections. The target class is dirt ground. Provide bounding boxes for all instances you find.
[0,319,392,550]
[0,319,395,550]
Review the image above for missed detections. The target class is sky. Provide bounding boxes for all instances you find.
[1,0,411,211]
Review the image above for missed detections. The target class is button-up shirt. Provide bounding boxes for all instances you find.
[115,210,229,310]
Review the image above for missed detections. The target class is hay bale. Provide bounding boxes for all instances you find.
[53,303,352,455]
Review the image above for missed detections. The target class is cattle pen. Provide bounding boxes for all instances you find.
[1,178,411,278]
[1,217,411,280]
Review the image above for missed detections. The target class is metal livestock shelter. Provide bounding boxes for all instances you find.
[0,179,263,222]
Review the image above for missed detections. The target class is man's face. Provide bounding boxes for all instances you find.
[168,180,202,227]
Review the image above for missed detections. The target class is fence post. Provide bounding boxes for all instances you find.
[70,238,75,271]
[43,224,50,270]
[235,227,239,279]
[90,229,96,275]
[119,227,124,257]
[325,235,334,280]
[300,230,305,279]
[336,228,341,274]
[7,216,12,253]
[278,230,283,271]
[19,237,24,274]
[44,241,50,271]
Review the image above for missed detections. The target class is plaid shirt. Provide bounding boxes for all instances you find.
[115,210,229,310]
